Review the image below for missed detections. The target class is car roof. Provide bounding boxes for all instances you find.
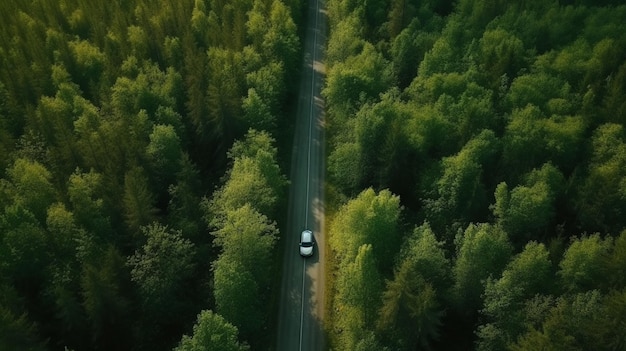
[302,230,312,241]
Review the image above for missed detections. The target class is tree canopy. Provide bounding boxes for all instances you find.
[0,0,298,349]
[324,0,626,349]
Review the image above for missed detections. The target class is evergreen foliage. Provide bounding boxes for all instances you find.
[0,0,298,349]
[325,0,626,349]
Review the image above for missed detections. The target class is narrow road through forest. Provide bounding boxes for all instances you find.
[275,0,327,349]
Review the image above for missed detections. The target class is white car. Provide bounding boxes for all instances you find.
[299,230,314,257]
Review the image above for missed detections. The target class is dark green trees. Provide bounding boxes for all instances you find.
[202,129,286,345]
[0,0,299,349]
[324,0,626,349]
[174,310,249,351]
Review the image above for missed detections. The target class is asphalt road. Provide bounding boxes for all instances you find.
[275,0,327,349]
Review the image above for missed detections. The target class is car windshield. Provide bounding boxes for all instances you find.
[301,241,312,247]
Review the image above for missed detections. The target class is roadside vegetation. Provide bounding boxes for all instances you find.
[0,0,300,350]
[324,0,626,350]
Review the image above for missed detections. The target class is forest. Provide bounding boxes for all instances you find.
[0,0,300,350]
[2,0,626,350]
[324,0,626,350]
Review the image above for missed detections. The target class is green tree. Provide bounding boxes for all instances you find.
[242,88,275,132]
[323,43,392,121]
[174,310,249,351]
[477,29,525,89]
[81,246,131,350]
[0,283,46,351]
[7,158,56,223]
[423,130,498,237]
[502,104,585,178]
[212,256,260,340]
[576,123,626,233]
[207,129,287,221]
[505,73,571,113]
[337,244,382,325]
[206,47,245,142]
[67,38,106,95]
[335,244,383,350]
[511,290,624,351]
[328,141,362,193]
[67,169,112,240]
[492,163,565,243]
[326,13,365,65]
[607,230,626,289]
[167,154,203,241]
[146,124,182,186]
[329,188,402,272]
[558,233,612,293]
[478,241,554,350]
[353,91,412,191]
[400,223,451,293]
[212,204,278,283]
[391,18,439,88]
[209,157,277,221]
[122,167,158,235]
[45,202,80,264]
[0,204,49,289]
[377,259,444,350]
[262,0,299,76]
[128,223,195,316]
[245,61,285,118]
[453,223,513,312]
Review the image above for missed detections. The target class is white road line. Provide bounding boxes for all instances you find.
[301,0,320,350]
[305,0,319,229]
[299,256,306,351]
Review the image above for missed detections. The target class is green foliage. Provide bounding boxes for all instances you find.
[325,0,626,349]
[478,242,554,349]
[328,141,362,193]
[511,290,626,351]
[174,310,249,351]
[81,246,132,349]
[502,105,585,177]
[399,223,451,293]
[67,169,112,239]
[375,222,449,349]
[123,167,158,234]
[212,256,261,339]
[128,223,195,313]
[1,204,49,284]
[0,0,300,348]
[423,129,499,237]
[0,284,46,351]
[146,124,183,185]
[208,130,287,220]
[477,29,526,88]
[576,124,626,233]
[7,158,56,223]
[377,258,444,350]
[350,91,413,191]
[492,163,565,243]
[335,244,384,350]
[453,223,513,312]
[557,234,612,293]
[212,204,278,282]
[203,128,284,345]
[326,14,365,65]
[323,43,392,121]
[330,188,402,272]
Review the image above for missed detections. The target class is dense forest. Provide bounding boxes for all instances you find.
[324,0,626,350]
[0,0,300,350]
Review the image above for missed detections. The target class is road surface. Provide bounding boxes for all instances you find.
[275,0,327,349]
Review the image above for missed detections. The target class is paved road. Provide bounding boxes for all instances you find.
[275,0,327,349]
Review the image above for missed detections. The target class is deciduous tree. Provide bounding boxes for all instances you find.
[174,310,249,351]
